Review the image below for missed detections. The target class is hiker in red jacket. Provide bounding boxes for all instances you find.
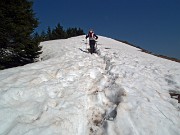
[85,30,98,54]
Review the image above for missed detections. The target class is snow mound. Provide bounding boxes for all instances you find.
[0,36,180,135]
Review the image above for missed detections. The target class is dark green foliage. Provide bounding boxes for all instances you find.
[38,24,85,41]
[66,27,84,38]
[0,0,42,70]
[51,23,66,40]
[40,31,47,41]
[46,26,52,40]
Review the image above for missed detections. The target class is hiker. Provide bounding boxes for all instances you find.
[85,29,98,54]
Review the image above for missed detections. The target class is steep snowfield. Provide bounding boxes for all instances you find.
[0,36,180,135]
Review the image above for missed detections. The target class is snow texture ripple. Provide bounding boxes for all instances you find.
[0,36,180,135]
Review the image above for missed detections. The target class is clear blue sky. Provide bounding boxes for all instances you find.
[33,0,180,59]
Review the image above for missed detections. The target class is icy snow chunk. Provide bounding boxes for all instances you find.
[89,68,103,79]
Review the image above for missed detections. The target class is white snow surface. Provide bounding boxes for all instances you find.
[0,36,180,135]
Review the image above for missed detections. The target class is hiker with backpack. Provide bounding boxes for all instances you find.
[85,29,98,54]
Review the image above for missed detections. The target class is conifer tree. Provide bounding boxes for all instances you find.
[0,0,42,69]
[66,28,77,38]
[77,28,85,35]
[47,26,52,40]
[66,27,85,38]
[51,23,66,39]
[40,31,47,41]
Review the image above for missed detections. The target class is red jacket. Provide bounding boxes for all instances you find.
[86,31,98,40]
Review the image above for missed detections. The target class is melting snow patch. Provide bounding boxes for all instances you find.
[0,36,180,135]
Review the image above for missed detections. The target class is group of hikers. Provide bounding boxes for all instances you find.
[85,29,98,54]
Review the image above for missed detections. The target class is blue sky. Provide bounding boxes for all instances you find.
[33,0,180,59]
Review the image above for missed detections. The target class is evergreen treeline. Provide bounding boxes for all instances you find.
[0,0,42,70]
[33,23,84,42]
[0,0,85,70]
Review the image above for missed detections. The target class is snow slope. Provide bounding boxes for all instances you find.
[0,36,180,135]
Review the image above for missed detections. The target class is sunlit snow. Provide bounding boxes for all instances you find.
[0,36,180,135]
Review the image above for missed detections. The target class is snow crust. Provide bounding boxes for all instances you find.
[0,36,180,135]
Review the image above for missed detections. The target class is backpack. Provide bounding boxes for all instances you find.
[89,31,94,38]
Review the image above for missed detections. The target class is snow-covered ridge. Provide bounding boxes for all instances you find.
[0,35,180,135]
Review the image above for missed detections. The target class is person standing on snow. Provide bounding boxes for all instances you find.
[85,29,98,54]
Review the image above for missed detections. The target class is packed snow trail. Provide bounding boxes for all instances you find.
[0,36,180,135]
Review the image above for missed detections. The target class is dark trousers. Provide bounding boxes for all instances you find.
[89,40,96,54]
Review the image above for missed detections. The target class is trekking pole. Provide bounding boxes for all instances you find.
[95,40,97,50]
[86,39,87,50]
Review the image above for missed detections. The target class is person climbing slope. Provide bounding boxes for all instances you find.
[85,29,98,54]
